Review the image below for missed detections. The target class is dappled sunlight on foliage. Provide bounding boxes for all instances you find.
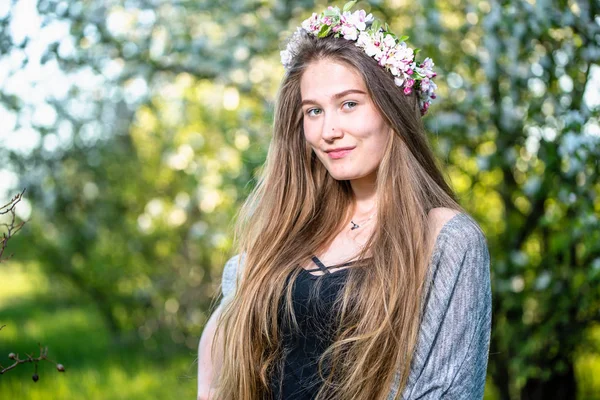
[0,0,598,398]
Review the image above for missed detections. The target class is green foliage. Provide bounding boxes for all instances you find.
[371,20,381,33]
[0,0,598,399]
[0,264,196,399]
[344,1,357,12]
[318,23,333,37]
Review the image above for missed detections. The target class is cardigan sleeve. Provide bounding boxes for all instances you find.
[397,214,492,400]
[219,253,245,307]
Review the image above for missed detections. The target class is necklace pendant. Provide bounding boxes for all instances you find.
[350,221,360,230]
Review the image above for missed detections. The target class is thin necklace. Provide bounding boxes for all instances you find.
[350,212,376,230]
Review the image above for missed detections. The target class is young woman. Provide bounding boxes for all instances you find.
[198,4,491,399]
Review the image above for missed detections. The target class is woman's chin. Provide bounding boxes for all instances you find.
[326,168,376,183]
[327,171,359,181]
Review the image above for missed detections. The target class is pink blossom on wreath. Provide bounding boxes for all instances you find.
[388,57,410,76]
[379,52,392,67]
[403,87,412,95]
[383,34,396,49]
[301,13,320,33]
[341,24,359,40]
[345,9,372,31]
[393,42,414,62]
[419,57,436,78]
[356,31,370,48]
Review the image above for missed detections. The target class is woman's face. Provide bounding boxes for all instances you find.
[300,59,389,185]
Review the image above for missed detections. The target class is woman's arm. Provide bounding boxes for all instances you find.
[198,254,243,399]
[197,304,223,400]
[397,212,492,399]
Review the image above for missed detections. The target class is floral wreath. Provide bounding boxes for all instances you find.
[280,1,438,115]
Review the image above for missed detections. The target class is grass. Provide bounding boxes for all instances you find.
[576,325,600,399]
[0,263,197,400]
[1,262,599,399]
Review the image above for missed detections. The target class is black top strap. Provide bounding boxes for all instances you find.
[310,256,331,274]
[306,256,356,273]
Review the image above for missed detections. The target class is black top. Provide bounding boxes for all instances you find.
[269,256,355,400]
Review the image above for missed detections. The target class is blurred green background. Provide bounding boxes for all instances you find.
[0,0,598,399]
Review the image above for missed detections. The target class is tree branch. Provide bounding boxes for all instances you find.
[0,188,27,263]
[0,344,65,377]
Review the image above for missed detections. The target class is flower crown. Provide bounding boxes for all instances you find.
[280,1,438,115]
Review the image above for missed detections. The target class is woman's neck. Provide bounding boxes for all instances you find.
[349,174,377,215]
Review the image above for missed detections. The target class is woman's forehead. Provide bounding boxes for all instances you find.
[300,60,366,101]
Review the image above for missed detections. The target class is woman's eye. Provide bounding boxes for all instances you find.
[307,108,322,117]
[343,101,358,109]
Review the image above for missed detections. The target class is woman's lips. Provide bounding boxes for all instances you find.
[326,148,354,159]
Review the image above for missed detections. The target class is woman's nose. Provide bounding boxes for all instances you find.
[321,113,343,141]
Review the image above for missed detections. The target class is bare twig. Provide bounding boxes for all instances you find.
[0,188,26,214]
[0,343,66,377]
[0,188,27,263]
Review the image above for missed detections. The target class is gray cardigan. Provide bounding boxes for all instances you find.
[218,213,492,399]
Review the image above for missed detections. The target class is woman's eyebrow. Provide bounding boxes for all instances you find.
[301,89,367,106]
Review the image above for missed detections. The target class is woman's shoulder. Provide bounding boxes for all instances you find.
[427,207,462,241]
[427,207,487,255]
[423,209,490,316]
[221,253,246,301]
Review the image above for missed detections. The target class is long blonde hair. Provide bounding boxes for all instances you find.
[213,33,463,400]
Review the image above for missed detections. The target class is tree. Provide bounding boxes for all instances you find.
[0,0,598,397]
